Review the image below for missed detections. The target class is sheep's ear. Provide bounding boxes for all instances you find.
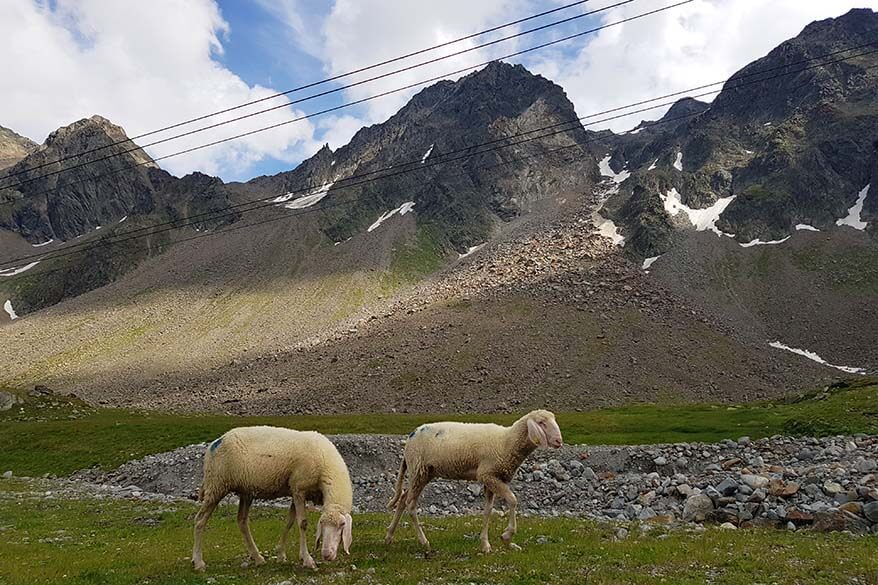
[315,518,323,547]
[527,418,548,448]
[342,514,353,554]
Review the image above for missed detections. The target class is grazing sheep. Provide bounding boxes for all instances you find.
[385,409,563,553]
[191,426,353,572]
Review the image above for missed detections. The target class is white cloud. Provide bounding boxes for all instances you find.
[527,0,878,131]
[0,0,320,180]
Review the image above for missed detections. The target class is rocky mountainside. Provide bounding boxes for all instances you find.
[0,125,37,171]
[0,116,244,314]
[594,8,878,257]
[249,62,599,253]
[0,11,875,409]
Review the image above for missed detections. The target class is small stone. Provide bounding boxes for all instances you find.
[864,502,878,523]
[716,478,739,496]
[741,474,769,490]
[0,392,21,412]
[683,494,714,522]
[737,436,751,445]
[786,521,796,531]
[582,467,597,481]
[1,471,11,480]
[813,510,870,535]
[676,484,694,498]
[653,457,668,466]
[839,502,863,516]
[855,459,877,473]
[615,527,628,540]
[823,481,843,496]
[797,449,816,461]
[637,507,657,521]
[786,509,814,525]
[467,484,483,497]
[768,479,799,498]
[719,522,737,530]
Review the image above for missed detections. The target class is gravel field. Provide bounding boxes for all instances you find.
[57,433,878,535]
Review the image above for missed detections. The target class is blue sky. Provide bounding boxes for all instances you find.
[2,1,875,182]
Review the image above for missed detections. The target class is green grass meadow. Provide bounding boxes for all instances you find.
[0,487,876,585]
[1,378,877,584]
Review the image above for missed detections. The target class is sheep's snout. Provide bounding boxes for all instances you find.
[320,528,341,561]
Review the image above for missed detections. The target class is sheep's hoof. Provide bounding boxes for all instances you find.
[384,532,394,545]
[253,555,266,566]
[277,553,287,563]
[302,556,317,570]
[192,560,206,573]
[479,541,492,554]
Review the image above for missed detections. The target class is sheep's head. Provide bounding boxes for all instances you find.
[315,506,352,561]
[525,410,563,449]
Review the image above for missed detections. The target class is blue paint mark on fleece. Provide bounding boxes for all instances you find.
[408,430,416,438]
[210,437,223,452]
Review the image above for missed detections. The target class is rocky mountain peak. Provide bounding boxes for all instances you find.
[40,115,156,169]
[660,97,710,123]
[0,125,37,171]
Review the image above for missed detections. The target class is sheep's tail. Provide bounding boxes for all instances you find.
[387,458,407,510]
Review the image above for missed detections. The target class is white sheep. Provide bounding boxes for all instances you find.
[191,426,353,572]
[385,409,562,553]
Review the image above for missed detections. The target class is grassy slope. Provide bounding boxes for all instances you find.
[0,491,875,585]
[1,378,876,477]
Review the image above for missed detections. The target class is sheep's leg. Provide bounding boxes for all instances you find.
[276,501,296,563]
[385,488,408,544]
[483,477,520,550]
[405,475,431,551]
[479,489,495,554]
[237,495,266,566]
[192,493,222,572]
[293,492,316,569]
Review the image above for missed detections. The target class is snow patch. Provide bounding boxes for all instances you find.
[673,152,683,172]
[795,224,819,232]
[421,144,434,164]
[598,155,630,184]
[0,261,40,277]
[763,122,773,127]
[660,189,735,236]
[745,149,754,155]
[642,256,661,270]
[119,216,128,223]
[368,201,416,233]
[275,181,335,209]
[3,300,17,320]
[739,236,791,248]
[31,238,54,248]
[769,341,865,375]
[595,219,625,246]
[647,159,658,171]
[459,244,485,259]
[836,184,869,230]
[627,127,643,135]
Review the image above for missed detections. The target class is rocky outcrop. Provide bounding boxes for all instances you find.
[0,115,159,242]
[599,8,878,253]
[249,61,601,254]
[0,125,37,171]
